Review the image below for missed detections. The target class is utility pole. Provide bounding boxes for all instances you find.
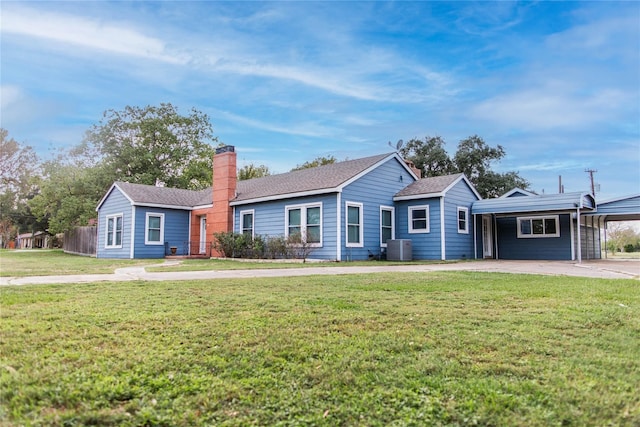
[585,169,597,195]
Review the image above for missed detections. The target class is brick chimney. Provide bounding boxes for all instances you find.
[210,145,237,235]
[405,159,422,179]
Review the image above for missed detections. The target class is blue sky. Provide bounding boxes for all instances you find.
[1,1,638,199]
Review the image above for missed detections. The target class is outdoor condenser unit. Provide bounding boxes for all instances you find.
[386,239,412,261]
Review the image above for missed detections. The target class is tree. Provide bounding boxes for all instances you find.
[399,137,453,177]
[399,134,529,199]
[238,164,271,181]
[0,129,42,246]
[291,155,337,171]
[82,103,217,190]
[28,156,109,235]
[606,223,640,254]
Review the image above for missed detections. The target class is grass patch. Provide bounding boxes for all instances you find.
[146,258,448,272]
[0,250,161,277]
[1,272,638,426]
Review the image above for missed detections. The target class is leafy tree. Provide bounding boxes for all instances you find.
[399,137,453,177]
[291,155,337,171]
[238,164,271,181]
[82,103,217,190]
[28,156,109,235]
[400,134,529,199]
[606,223,640,254]
[0,129,43,245]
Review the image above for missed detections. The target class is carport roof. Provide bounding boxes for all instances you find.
[472,191,596,215]
[583,194,640,221]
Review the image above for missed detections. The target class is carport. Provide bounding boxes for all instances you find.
[472,191,597,262]
[582,194,640,258]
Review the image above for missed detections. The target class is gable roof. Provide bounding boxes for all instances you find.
[393,173,481,201]
[472,191,596,215]
[231,152,416,205]
[97,181,212,211]
[500,188,537,198]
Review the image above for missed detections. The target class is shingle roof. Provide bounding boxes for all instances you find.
[114,181,212,208]
[232,152,395,204]
[394,173,465,198]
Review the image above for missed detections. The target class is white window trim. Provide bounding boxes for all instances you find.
[457,207,469,234]
[380,206,395,247]
[105,213,123,249]
[517,215,560,238]
[240,209,255,239]
[346,201,364,248]
[408,205,430,234]
[285,203,323,247]
[145,212,165,245]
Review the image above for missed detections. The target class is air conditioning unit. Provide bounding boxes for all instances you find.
[386,239,412,261]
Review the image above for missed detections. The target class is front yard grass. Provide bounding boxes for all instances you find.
[1,272,638,426]
[0,250,162,277]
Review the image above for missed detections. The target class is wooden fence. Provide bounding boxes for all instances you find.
[64,226,97,257]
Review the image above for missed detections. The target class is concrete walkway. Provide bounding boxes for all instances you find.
[1,260,638,286]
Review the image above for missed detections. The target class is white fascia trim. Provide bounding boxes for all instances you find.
[192,204,213,210]
[442,175,482,201]
[394,192,444,202]
[337,153,418,191]
[440,197,446,260]
[97,182,135,211]
[230,188,335,206]
[133,202,194,210]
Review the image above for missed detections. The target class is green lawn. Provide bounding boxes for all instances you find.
[1,272,638,426]
[0,250,163,277]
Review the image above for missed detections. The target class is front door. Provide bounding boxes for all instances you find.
[482,215,493,258]
[199,217,207,254]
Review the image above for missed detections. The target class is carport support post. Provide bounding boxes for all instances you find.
[576,207,582,263]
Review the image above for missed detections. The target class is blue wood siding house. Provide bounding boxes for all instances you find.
[96,145,638,262]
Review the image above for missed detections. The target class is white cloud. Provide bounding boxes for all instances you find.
[1,6,188,64]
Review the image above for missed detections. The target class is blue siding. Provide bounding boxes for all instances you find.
[395,199,443,260]
[233,194,339,260]
[496,214,573,260]
[97,187,133,259]
[443,180,478,260]
[133,207,190,258]
[340,158,416,261]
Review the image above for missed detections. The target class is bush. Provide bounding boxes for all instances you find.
[623,244,635,253]
[213,232,315,260]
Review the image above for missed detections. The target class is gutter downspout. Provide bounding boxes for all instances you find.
[440,197,446,260]
[336,192,342,262]
[130,205,136,259]
[473,213,477,259]
[576,207,582,263]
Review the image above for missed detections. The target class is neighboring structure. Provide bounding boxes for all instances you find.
[16,231,49,249]
[95,145,640,262]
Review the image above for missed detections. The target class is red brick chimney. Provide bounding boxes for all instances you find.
[209,145,237,235]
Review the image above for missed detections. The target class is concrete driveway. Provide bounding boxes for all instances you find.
[1,259,638,286]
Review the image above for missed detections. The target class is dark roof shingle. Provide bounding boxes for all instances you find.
[394,173,464,198]
[115,181,211,207]
[233,152,394,203]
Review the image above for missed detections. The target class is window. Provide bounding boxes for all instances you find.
[240,210,254,238]
[457,207,469,234]
[380,206,394,247]
[145,213,164,245]
[105,214,123,248]
[346,202,363,247]
[517,215,560,238]
[286,203,322,245]
[408,205,430,233]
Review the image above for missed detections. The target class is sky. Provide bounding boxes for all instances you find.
[1,1,639,200]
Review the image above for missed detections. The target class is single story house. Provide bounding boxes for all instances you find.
[96,145,640,262]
